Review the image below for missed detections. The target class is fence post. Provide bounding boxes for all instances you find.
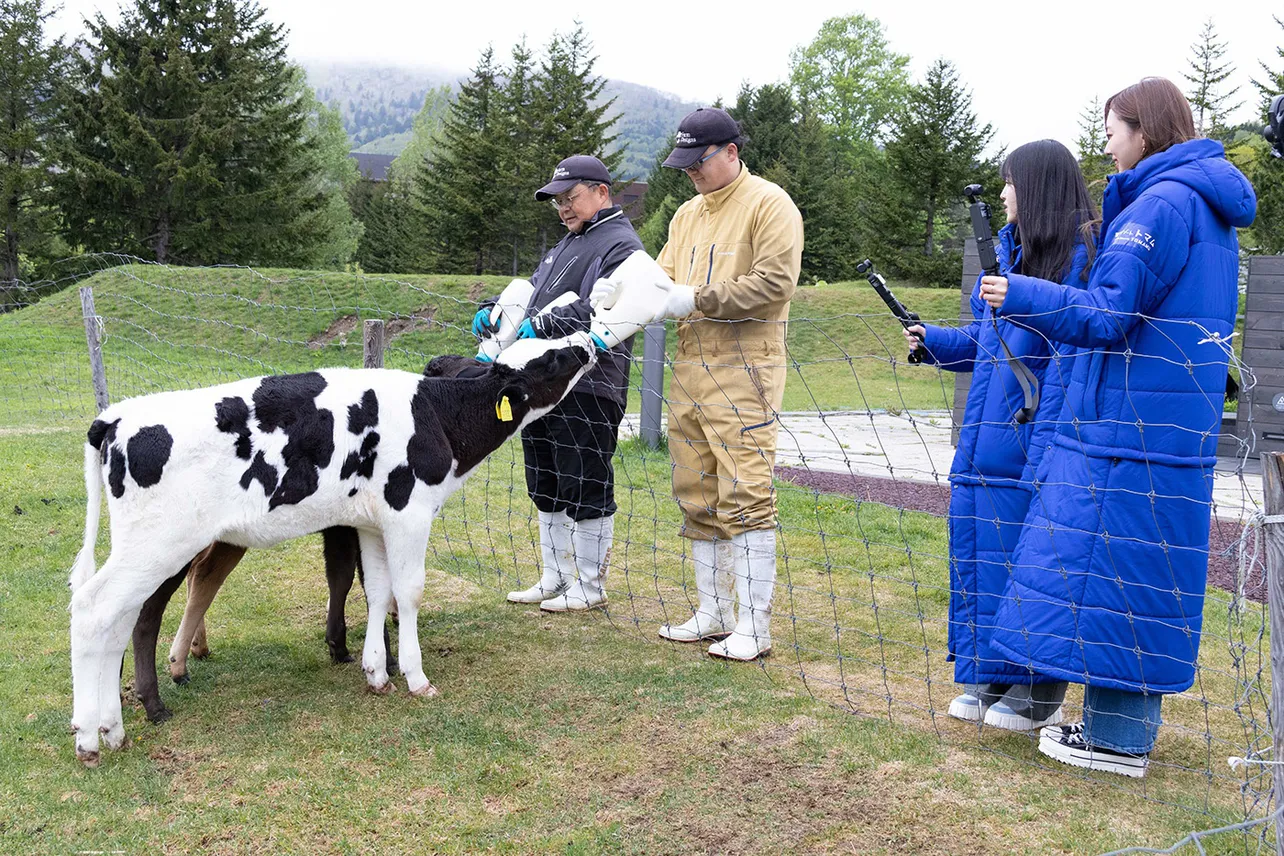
[640,321,665,448]
[363,319,385,369]
[79,286,109,413]
[1263,451,1284,856]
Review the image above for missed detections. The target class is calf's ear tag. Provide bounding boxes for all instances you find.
[496,396,513,422]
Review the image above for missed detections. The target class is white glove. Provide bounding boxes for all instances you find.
[655,283,696,321]
[589,276,621,310]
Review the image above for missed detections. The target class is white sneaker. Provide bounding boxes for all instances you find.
[984,701,1063,731]
[947,693,983,722]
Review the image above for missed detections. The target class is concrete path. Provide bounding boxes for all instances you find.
[621,410,1263,522]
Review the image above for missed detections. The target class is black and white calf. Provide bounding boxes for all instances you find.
[68,334,595,765]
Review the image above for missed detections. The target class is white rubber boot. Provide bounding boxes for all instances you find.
[658,539,735,642]
[507,510,573,604]
[541,515,612,612]
[708,530,775,661]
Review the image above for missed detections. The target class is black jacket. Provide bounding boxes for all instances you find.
[522,205,643,406]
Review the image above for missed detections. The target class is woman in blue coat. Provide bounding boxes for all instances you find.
[979,78,1256,777]
[906,140,1096,732]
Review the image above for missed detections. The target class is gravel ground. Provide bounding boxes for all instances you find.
[775,465,1261,604]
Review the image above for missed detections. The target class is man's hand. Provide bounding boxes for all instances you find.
[655,283,696,321]
[589,277,621,310]
[979,276,1008,310]
[904,324,925,352]
[472,305,499,338]
[516,318,538,340]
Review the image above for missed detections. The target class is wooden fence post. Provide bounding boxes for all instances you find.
[1262,451,1284,856]
[363,319,385,369]
[79,287,109,413]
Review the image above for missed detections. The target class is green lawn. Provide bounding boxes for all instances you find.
[0,265,967,432]
[0,265,1272,854]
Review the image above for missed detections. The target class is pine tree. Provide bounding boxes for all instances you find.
[529,24,623,256]
[60,0,332,266]
[497,40,541,275]
[415,47,506,274]
[639,146,695,252]
[1075,96,1112,208]
[886,59,992,269]
[0,0,68,297]
[1183,18,1242,137]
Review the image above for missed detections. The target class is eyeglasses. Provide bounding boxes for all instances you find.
[685,143,728,172]
[550,184,597,210]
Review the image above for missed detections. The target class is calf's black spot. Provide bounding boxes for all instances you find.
[340,432,379,481]
[126,425,173,488]
[215,397,253,460]
[108,447,127,498]
[88,418,120,453]
[240,450,279,496]
[348,390,379,435]
[383,378,452,511]
[251,373,335,510]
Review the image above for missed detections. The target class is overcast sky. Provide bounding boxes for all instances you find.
[47,0,1284,156]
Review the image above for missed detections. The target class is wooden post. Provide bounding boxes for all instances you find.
[363,319,385,369]
[79,287,109,413]
[1263,451,1284,855]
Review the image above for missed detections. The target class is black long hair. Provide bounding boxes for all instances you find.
[1000,140,1099,282]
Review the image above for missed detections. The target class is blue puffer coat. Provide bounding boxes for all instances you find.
[988,139,1256,694]
[920,223,1090,685]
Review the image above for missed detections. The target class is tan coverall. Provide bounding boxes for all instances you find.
[656,165,804,541]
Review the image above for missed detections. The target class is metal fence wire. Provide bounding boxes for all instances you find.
[0,255,1278,852]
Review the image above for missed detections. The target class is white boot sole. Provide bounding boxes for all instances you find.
[984,706,1064,732]
[657,626,732,642]
[707,644,771,661]
[947,697,983,722]
[539,600,607,613]
[1038,735,1148,778]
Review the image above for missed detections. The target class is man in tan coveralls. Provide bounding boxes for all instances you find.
[650,107,804,661]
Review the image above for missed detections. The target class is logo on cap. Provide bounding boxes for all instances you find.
[675,131,697,146]
[554,166,570,178]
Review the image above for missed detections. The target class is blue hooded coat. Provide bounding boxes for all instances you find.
[920,223,1090,685]
[987,139,1256,694]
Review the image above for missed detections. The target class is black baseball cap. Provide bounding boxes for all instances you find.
[662,107,742,170]
[534,155,612,201]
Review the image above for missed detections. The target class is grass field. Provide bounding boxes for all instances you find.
[0,265,1273,854]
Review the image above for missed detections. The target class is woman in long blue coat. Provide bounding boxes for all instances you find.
[907,140,1096,731]
[980,78,1256,778]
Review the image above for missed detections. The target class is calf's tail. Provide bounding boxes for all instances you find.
[68,442,103,593]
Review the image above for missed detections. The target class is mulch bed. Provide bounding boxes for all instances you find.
[774,466,1262,604]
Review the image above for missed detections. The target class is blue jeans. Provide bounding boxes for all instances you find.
[1083,686,1162,754]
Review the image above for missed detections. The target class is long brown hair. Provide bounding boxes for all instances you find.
[1104,77,1197,160]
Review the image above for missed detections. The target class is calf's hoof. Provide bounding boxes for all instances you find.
[171,671,190,686]
[76,748,100,768]
[190,643,210,660]
[410,683,439,699]
[101,723,127,751]
[145,706,173,725]
[366,681,396,696]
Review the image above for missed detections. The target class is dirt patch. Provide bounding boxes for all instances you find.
[466,280,489,302]
[385,305,437,338]
[308,314,358,349]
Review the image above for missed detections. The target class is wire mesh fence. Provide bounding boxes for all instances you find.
[0,255,1277,851]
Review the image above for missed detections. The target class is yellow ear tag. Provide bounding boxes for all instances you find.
[496,396,513,422]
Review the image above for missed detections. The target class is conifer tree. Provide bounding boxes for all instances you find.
[1075,96,1112,209]
[1183,18,1242,137]
[0,0,69,295]
[886,59,992,262]
[60,0,333,266]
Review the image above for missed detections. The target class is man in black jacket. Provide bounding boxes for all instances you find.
[475,155,642,612]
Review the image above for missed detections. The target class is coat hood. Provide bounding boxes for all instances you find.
[1104,138,1257,231]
